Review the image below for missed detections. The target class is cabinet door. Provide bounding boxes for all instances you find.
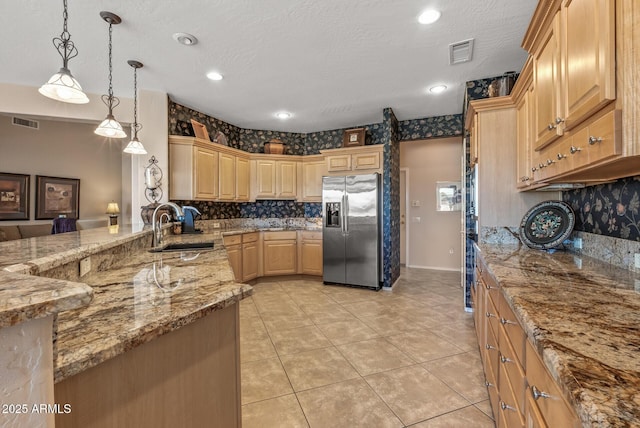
[533,15,563,150]
[263,240,297,276]
[194,147,218,200]
[352,152,380,171]
[326,155,351,172]
[236,157,250,202]
[516,86,534,188]
[562,0,615,130]
[225,244,242,281]
[242,241,259,281]
[218,152,236,201]
[302,161,325,202]
[277,161,297,198]
[255,160,276,198]
[301,239,323,276]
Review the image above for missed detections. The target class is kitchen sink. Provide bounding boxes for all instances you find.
[149,241,215,253]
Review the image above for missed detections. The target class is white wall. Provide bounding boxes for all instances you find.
[0,83,168,226]
[400,137,463,271]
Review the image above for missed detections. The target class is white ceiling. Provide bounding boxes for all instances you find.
[0,0,536,133]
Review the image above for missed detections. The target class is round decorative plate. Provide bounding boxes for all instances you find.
[519,201,575,250]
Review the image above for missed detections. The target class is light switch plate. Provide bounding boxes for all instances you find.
[79,257,91,277]
[574,237,582,249]
[411,200,421,207]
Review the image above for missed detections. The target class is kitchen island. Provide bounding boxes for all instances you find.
[476,243,640,427]
[0,226,251,428]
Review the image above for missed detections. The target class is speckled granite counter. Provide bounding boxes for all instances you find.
[476,243,640,427]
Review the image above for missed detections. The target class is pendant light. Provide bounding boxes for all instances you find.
[95,11,127,139]
[123,60,147,154]
[39,0,89,104]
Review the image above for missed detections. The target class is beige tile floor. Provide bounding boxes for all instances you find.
[239,267,495,428]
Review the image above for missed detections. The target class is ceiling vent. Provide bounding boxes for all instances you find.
[12,117,39,130]
[449,38,475,65]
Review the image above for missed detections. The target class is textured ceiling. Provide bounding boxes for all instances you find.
[0,0,536,133]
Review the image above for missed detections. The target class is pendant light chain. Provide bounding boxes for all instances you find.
[132,64,140,138]
[56,0,78,69]
[107,21,114,99]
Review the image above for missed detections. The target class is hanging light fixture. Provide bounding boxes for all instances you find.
[123,60,147,154]
[95,11,127,139]
[39,0,89,104]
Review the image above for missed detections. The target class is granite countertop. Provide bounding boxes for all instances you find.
[219,226,322,236]
[477,243,640,427]
[53,233,252,383]
[0,271,92,328]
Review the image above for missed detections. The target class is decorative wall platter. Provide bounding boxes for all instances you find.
[519,200,575,250]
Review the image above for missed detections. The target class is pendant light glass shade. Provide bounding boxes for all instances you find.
[95,11,126,139]
[40,0,89,104]
[123,60,147,154]
[95,114,127,138]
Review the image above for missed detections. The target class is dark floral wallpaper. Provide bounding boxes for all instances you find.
[168,100,241,149]
[170,201,241,219]
[238,128,306,155]
[398,115,463,141]
[563,176,640,241]
[170,200,322,219]
[304,123,386,155]
[383,107,401,288]
[463,73,520,118]
[240,200,305,218]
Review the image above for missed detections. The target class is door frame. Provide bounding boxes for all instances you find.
[400,167,409,266]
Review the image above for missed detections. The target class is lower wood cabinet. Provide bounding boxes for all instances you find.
[298,231,323,275]
[263,231,297,276]
[223,235,242,281]
[473,255,579,428]
[241,232,259,281]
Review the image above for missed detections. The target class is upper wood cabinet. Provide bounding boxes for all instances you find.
[299,155,326,202]
[235,157,250,202]
[251,157,298,200]
[561,0,615,131]
[320,145,384,176]
[218,152,236,201]
[169,141,219,201]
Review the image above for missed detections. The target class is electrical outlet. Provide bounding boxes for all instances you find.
[212,222,221,229]
[635,253,640,269]
[79,257,91,277]
[574,237,582,249]
[449,248,455,255]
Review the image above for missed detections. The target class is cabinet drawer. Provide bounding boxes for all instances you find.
[498,298,526,366]
[300,230,322,241]
[485,290,500,341]
[223,235,242,246]
[498,328,526,414]
[242,232,259,243]
[498,362,525,428]
[263,231,297,241]
[483,320,500,387]
[525,340,580,428]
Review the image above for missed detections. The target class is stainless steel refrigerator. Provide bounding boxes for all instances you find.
[322,173,382,290]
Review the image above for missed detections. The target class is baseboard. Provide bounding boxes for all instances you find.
[405,265,462,272]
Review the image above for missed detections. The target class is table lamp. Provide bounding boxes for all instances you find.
[106,202,120,225]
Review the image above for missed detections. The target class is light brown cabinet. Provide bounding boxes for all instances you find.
[473,255,579,428]
[170,142,219,201]
[218,152,236,201]
[262,231,297,276]
[515,64,536,189]
[223,235,242,281]
[320,145,383,175]
[297,231,323,276]
[252,158,297,199]
[241,232,259,282]
[299,156,326,202]
[235,157,250,202]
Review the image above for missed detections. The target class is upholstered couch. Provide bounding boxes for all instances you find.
[0,219,108,242]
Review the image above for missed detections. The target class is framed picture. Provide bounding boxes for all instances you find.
[35,176,80,220]
[436,181,462,212]
[0,173,30,221]
[190,119,210,141]
[342,128,366,147]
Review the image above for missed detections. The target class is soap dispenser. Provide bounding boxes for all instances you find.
[181,206,202,234]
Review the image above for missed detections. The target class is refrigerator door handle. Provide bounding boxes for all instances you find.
[344,194,349,235]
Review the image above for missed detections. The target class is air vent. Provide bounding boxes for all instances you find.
[12,117,39,130]
[449,38,475,65]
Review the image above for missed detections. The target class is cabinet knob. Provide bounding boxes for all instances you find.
[546,159,555,165]
[588,136,603,145]
[557,153,567,160]
[485,344,496,350]
[547,123,556,131]
[485,312,496,318]
[485,381,494,388]
[500,317,517,326]
[555,117,565,124]
[570,146,582,154]
[520,176,530,182]
[531,385,551,400]
[500,401,516,411]
[500,355,512,364]
[531,166,538,172]
[538,163,546,169]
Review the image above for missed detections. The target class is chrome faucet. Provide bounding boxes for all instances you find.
[151,202,185,248]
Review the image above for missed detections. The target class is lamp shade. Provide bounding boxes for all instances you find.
[106,202,120,215]
[95,115,127,138]
[39,68,89,104]
[123,137,147,155]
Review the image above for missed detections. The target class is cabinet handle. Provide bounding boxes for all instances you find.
[485,344,496,350]
[557,153,566,160]
[547,123,556,131]
[500,355,512,364]
[485,381,494,388]
[531,385,551,400]
[500,317,517,326]
[588,136,603,145]
[485,312,497,319]
[531,166,538,172]
[569,146,582,154]
[520,176,530,182]
[546,159,555,165]
[484,283,493,290]
[555,117,565,124]
[538,163,546,169]
[500,401,516,411]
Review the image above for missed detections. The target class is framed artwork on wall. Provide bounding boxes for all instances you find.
[342,128,366,147]
[35,175,80,220]
[0,173,30,221]
[436,181,462,212]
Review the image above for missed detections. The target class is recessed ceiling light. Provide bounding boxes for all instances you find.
[206,71,223,81]
[418,9,441,25]
[172,32,198,46]
[429,85,447,94]
[276,112,291,120]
